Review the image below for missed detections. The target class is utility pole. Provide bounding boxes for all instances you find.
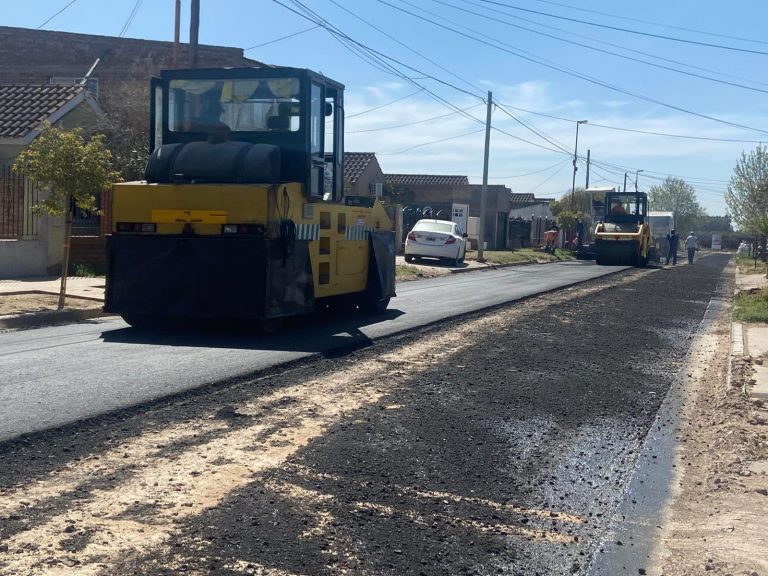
[477,91,492,263]
[570,120,588,210]
[173,0,181,68]
[635,169,644,192]
[585,149,590,190]
[623,171,628,192]
[190,0,200,68]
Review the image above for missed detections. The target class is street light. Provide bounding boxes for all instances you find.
[570,120,588,210]
[635,169,644,192]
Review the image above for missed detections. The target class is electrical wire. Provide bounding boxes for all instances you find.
[470,159,571,179]
[462,0,768,89]
[527,161,570,193]
[119,0,143,37]
[274,0,737,201]
[348,104,483,132]
[380,128,485,154]
[37,0,78,29]
[347,89,425,118]
[444,0,768,95]
[527,0,768,46]
[378,0,768,135]
[476,0,768,56]
[244,25,321,51]
[494,103,572,154]
[328,0,480,96]
[328,0,580,154]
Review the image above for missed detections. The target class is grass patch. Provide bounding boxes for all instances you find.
[734,288,768,323]
[68,262,105,277]
[736,253,767,275]
[466,248,573,264]
[396,264,428,281]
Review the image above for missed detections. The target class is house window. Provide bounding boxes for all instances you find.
[49,77,99,98]
[368,182,383,197]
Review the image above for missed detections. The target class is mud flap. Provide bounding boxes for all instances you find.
[368,231,397,300]
[264,240,314,319]
[105,234,314,320]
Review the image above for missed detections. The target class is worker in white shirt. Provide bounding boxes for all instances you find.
[685,232,699,264]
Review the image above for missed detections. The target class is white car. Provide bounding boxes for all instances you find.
[404,219,467,266]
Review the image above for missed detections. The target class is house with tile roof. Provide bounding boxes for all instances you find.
[0,26,261,278]
[0,84,105,278]
[344,152,386,197]
[384,173,513,250]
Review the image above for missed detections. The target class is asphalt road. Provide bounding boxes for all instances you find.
[0,254,732,575]
[0,261,622,442]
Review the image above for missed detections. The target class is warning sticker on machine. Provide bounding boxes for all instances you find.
[151,210,228,224]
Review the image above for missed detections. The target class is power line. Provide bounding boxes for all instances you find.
[476,0,768,56]
[446,0,768,95]
[348,104,483,132]
[470,159,571,179]
[244,25,320,51]
[494,103,571,154]
[328,0,480,96]
[380,128,486,154]
[378,0,768,135]
[119,0,144,38]
[274,0,490,131]
[527,161,570,193]
[527,0,768,47]
[37,0,78,29]
[347,89,426,118]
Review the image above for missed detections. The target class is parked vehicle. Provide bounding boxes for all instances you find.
[404,219,467,266]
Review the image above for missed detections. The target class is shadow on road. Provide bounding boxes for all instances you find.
[100,307,406,357]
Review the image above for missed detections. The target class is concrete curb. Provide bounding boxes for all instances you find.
[447,258,561,274]
[0,308,111,330]
[728,322,743,390]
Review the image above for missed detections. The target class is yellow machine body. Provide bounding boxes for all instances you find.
[110,181,392,300]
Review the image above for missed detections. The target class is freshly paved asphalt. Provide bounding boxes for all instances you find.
[0,261,624,442]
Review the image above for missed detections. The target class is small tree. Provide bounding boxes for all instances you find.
[14,122,119,309]
[648,177,706,236]
[726,145,768,236]
[382,182,415,208]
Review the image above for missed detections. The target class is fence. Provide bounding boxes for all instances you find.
[0,164,39,239]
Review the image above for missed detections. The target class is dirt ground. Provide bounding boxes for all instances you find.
[649,279,768,575]
[0,294,102,317]
[1,254,766,575]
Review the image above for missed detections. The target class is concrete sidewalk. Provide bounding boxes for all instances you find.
[0,276,105,300]
[0,276,108,330]
[733,270,768,400]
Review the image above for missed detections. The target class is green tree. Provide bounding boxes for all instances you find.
[648,177,706,235]
[14,122,119,308]
[697,214,732,232]
[382,182,415,207]
[726,145,768,235]
[550,187,607,220]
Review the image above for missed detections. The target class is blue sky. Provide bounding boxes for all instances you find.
[6,0,768,215]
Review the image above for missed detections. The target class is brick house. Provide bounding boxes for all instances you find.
[344,152,386,197]
[0,26,261,276]
[0,84,103,278]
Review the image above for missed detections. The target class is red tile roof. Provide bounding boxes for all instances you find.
[385,173,469,186]
[0,84,85,139]
[344,152,378,184]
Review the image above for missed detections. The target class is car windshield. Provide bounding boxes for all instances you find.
[168,77,301,133]
[415,221,454,234]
